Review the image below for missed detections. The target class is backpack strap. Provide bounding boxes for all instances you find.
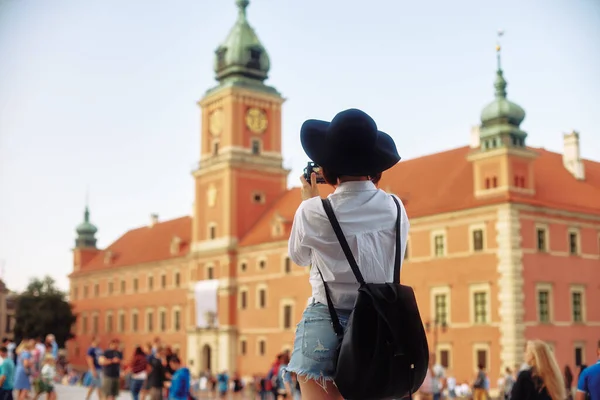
[391,195,402,284]
[321,199,366,285]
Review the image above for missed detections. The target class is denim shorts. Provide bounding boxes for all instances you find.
[283,301,350,386]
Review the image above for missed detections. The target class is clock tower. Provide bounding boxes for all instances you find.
[193,0,289,251]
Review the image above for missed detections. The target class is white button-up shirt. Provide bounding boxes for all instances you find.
[288,180,410,310]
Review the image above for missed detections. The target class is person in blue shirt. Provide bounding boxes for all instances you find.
[577,340,600,400]
[168,357,190,400]
[0,346,16,400]
[217,370,229,398]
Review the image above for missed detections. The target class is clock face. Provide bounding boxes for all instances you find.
[245,107,268,134]
[209,109,223,136]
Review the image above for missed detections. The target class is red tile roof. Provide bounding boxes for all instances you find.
[75,216,191,274]
[239,146,600,246]
[74,147,600,265]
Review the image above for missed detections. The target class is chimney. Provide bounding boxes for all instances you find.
[150,213,159,227]
[563,131,585,180]
[470,126,481,149]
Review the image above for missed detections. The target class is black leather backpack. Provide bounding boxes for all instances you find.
[317,196,429,400]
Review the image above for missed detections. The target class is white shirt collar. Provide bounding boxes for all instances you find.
[333,180,377,194]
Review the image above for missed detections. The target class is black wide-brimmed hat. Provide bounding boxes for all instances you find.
[300,108,400,176]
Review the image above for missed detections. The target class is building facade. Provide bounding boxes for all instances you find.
[0,279,16,341]
[68,0,600,386]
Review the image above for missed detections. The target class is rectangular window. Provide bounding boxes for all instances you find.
[160,311,166,331]
[569,232,578,255]
[476,349,488,369]
[474,292,487,324]
[82,316,88,333]
[133,278,138,292]
[147,312,154,332]
[207,267,214,280]
[175,272,180,287]
[240,291,247,310]
[161,275,166,288]
[283,305,292,329]
[575,346,583,367]
[119,313,125,332]
[92,315,98,334]
[94,284,99,296]
[434,235,444,257]
[174,310,181,331]
[240,340,247,355]
[259,289,266,308]
[132,313,138,332]
[434,294,447,325]
[83,286,88,298]
[148,276,154,290]
[440,349,450,368]
[572,291,583,322]
[284,257,291,274]
[108,282,113,294]
[251,139,260,155]
[106,315,113,333]
[209,226,216,240]
[120,280,126,293]
[536,228,547,251]
[538,290,550,323]
[259,340,266,355]
[472,229,484,251]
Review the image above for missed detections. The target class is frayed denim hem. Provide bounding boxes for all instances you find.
[281,366,336,393]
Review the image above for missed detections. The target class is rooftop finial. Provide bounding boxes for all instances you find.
[84,187,90,222]
[496,29,504,71]
[236,0,249,19]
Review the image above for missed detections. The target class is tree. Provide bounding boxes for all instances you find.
[13,276,77,348]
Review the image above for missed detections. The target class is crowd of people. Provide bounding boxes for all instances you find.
[417,339,600,400]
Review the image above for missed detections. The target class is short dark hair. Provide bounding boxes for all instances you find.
[0,346,7,353]
[322,168,382,187]
[170,356,181,364]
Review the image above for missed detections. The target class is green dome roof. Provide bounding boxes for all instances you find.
[213,0,270,83]
[480,69,525,128]
[75,206,98,248]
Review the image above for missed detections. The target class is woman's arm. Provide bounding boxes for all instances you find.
[288,205,312,266]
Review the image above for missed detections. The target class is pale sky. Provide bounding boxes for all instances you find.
[0,0,598,292]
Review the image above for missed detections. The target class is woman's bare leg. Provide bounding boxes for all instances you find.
[298,378,343,400]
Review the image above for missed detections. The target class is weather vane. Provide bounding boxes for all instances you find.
[496,29,504,70]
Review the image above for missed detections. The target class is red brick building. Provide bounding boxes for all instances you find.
[68,0,600,387]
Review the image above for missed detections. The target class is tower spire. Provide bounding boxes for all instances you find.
[236,0,249,19]
[494,30,507,99]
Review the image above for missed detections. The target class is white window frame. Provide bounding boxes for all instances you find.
[469,223,486,252]
[431,229,447,257]
[256,284,268,309]
[105,311,113,333]
[472,342,491,373]
[146,308,155,333]
[430,286,451,326]
[208,223,217,240]
[172,306,182,332]
[238,286,249,310]
[280,298,295,331]
[437,343,453,370]
[469,283,491,325]
[534,223,550,252]
[130,309,139,333]
[117,310,126,333]
[535,283,554,323]
[257,257,267,271]
[158,307,168,332]
[256,336,267,356]
[239,336,248,356]
[570,285,586,323]
[567,228,581,256]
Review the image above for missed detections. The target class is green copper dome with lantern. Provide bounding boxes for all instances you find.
[75,206,98,248]
[479,36,528,150]
[214,0,270,83]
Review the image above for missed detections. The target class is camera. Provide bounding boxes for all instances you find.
[303,162,326,184]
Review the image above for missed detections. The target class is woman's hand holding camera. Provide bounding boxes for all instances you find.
[300,173,320,201]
